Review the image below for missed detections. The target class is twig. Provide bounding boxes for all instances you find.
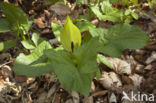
[52,82,60,103]
[0,61,13,68]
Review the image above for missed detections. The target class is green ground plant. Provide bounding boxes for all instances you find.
[0,2,32,51]
[90,0,139,23]
[13,16,149,97]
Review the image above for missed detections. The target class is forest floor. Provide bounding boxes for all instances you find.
[0,0,156,103]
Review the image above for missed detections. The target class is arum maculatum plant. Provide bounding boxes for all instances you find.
[0,2,32,51]
[13,15,149,97]
[14,16,101,97]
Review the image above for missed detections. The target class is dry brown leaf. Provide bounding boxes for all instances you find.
[145,42,156,51]
[0,65,12,81]
[129,74,143,88]
[0,81,21,102]
[71,91,79,103]
[91,19,98,26]
[15,75,27,83]
[49,3,71,16]
[144,64,152,70]
[53,94,61,103]
[121,75,133,85]
[34,18,46,29]
[92,90,108,97]
[91,82,95,92]
[108,57,131,75]
[0,53,11,64]
[99,72,122,89]
[44,10,51,18]
[65,99,74,103]
[145,51,156,64]
[47,83,58,98]
[148,22,156,33]
[35,92,48,103]
[83,96,93,103]
[135,64,144,71]
[109,93,117,103]
[26,77,35,84]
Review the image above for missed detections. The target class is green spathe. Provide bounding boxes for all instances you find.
[60,16,81,52]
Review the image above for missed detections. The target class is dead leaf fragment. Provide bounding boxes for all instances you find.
[99,72,122,89]
[91,82,95,92]
[49,3,71,15]
[65,99,73,103]
[0,65,12,81]
[121,75,133,85]
[109,93,117,103]
[145,51,156,64]
[129,74,143,88]
[144,64,152,70]
[34,18,46,28]
[47,83,58,98]
[92,90,108,97]
[71,91,79,103]
[108,57,131,75]
[15,75,27,83]
[83,96,93,103]
[0,53,11,64]
[36,92,48,103]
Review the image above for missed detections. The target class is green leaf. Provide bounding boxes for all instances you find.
[76,20,95,32]
[54,46,64,51]
[82,33,92,44]
[51,23,63,41]
[76,0,88,4]
[120,0,130,6]
[48,0,64,3]
[90,4,123,22]
[45,38,100,97]
[0,18,11,32]
[21,40,35,50]
[89,24,149,57]
[46,49,93,97]
[103,10,123,22]
[13,41,52,77]
[125,9,131,16]
[0,40,16,51]
[90,5,104,21]
[97,54,112,68]
[0,2,30,34]
[110,0,119,4]
[124,16,132,24]
[32,33,43,46]
[60,16,81,52]
[21,33,44,51]
[74,38,100,74]
[131,12,138,20]
[76,0,83,4]
[101,0,114,14]
[130,0,138,5]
